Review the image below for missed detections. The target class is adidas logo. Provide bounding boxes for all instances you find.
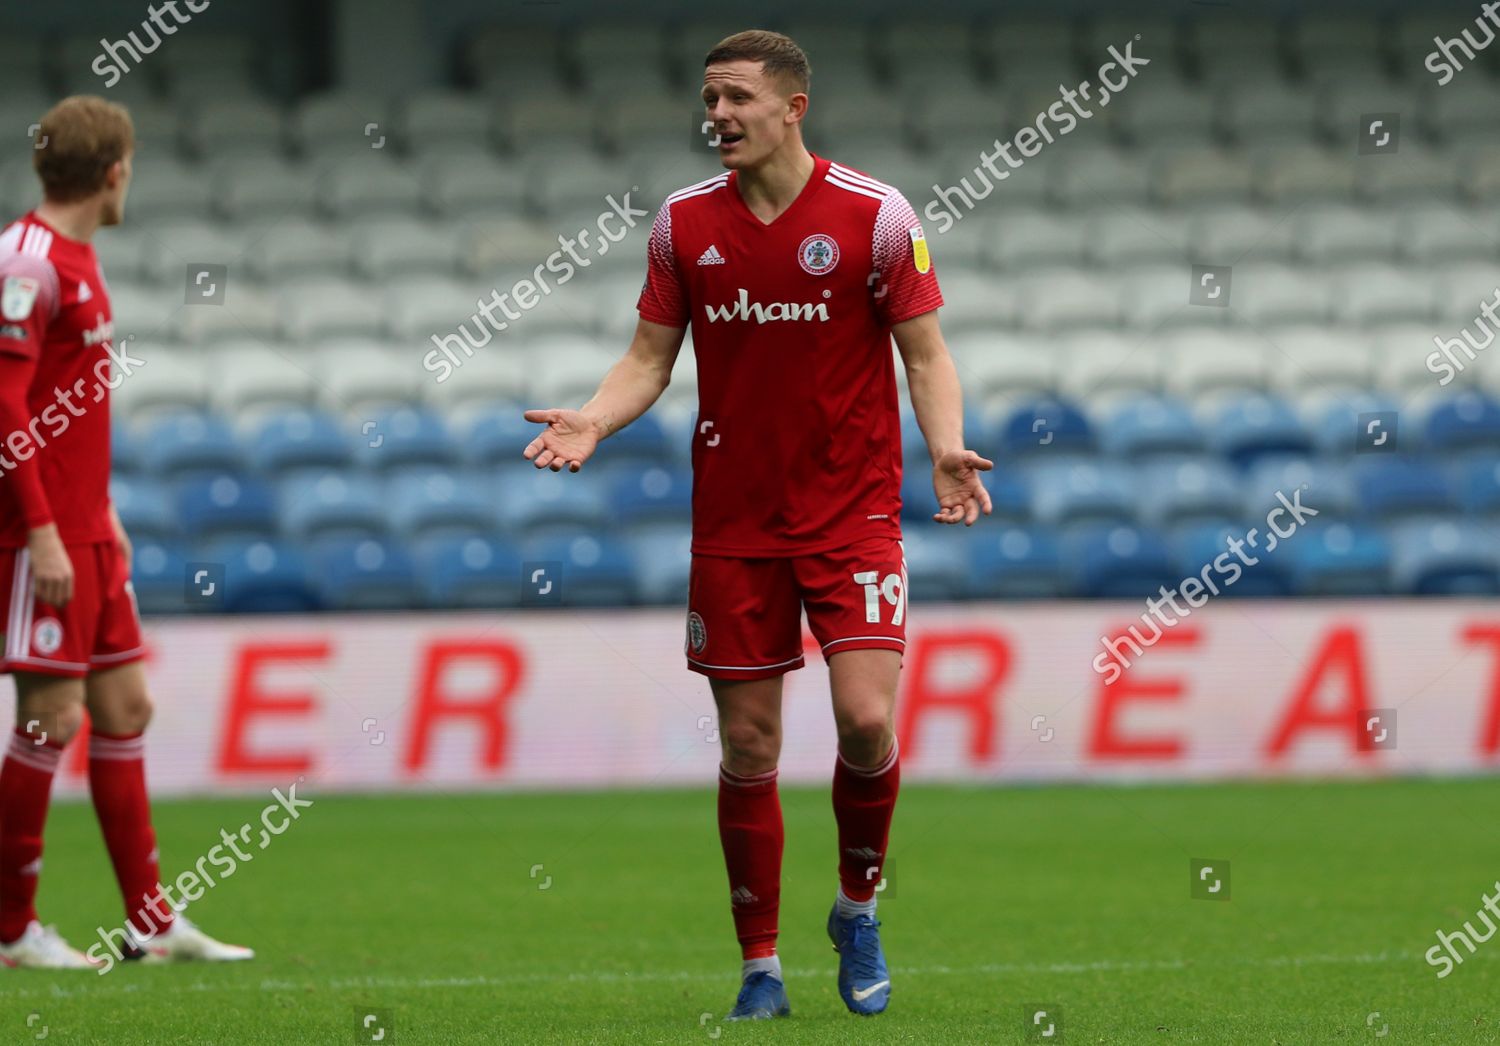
[730,885,758,905]
[77,280,92,303]
[844,847,883,860]
[697,244,727,266]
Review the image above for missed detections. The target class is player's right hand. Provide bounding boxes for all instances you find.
[26,523,74,607]
[523,408,601,472]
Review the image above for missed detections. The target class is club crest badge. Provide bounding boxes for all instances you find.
[798,234,840,276]
[32,617,62,656]
[686,611,707,655]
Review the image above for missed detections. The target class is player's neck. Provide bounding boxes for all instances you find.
[33,199,103,243]
[735,144,816,223]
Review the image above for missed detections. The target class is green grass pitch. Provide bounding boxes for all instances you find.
[2,777,1496,1043]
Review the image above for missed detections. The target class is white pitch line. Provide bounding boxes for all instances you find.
[0,950,1440,1000]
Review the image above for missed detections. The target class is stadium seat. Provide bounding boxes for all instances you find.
[281,279,389,342]
[900,528,973,603]
[1057,332,1163,405]
[495,466,610,537]
[1064,525,1178,599]
[314,340,425,415]
[140,413,244,477]
[110,476,178,544]
[1100,396,1204,459]
[1288,15,1387,82]
[420,535,524,608]
[1458,458,1500,517]
[214,346,321,418]
[1285,522,1391,596]
[279,472,389,542]
[626,523,693,605]
[1245,456,1356,521]
[1219,82,1321,145]
[1352,460,1458,522]
[1087,208,1192,268]
[206,539,322,613]
[1308,392,1401,456]
[520,534,638,606]
[1296,205,1402,265]
[1208,393,1315,468]
[1391,522,1500,596]
[353,407,460,472]
[129,540,190,615]
[245,219,352,281]
[1135,458,1244,530]
[998,399,1095,458]
[1027,461,1137,531]
[249,410,352,474]
[387,470,498,539]
[1424,391,1500,453]
[986,210,1088,271]
[966,525,1066,598]
[1190,205,1300,264]
[177,473,280,542]
[312,538,424,610]
[1173,523,1293,598]
[610,466,693,527]
[351,218,461,281]
[185,97,286,160]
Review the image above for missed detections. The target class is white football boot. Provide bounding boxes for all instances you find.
[0,921,98,969]
[128,914,254,963]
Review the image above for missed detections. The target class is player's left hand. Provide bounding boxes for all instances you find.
[108,501,132,574]
[931,449,994,526]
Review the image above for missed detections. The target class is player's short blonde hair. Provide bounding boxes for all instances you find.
[705,30,811,96]
[32,95,135,203]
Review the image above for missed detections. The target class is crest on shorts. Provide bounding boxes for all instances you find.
[32,617,62,656]
[1,276,40,322]
[798,234,840,276]
[686,611,707,655]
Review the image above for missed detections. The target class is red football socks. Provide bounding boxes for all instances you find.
[717,764,783,960]
[0,727,63,943]
[88,731,171,936]
[832,738,900,903]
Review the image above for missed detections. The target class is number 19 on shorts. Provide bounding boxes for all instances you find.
[852,570,905,626]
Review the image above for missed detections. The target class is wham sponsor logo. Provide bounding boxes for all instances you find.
[705,287,830,324]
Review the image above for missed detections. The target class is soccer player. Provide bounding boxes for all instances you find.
[0,96,251,968]
[523,31,991,1018]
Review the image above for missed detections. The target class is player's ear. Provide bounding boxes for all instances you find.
[785,91,808,124]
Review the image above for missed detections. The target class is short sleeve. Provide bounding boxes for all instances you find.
[636,203,689,327]
[871,190,943,327]
[0,252,59,362]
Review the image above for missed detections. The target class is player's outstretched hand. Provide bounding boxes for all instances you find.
[931,449,994,526]
[523,408,600,472]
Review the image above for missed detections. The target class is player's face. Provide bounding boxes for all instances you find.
[702,61,802,169]
[101,151,132,226]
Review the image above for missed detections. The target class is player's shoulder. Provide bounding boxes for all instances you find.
[823,160,907,206]
[661,171,732,213]
[0,219,61,284]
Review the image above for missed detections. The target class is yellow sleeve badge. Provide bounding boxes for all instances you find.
[909,226,931,275]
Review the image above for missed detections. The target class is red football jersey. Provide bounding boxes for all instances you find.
[0,213,117,547]
[638,155,943,556]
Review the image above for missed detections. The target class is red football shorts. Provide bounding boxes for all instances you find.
[686,536,907,680]
[0,541,145,678]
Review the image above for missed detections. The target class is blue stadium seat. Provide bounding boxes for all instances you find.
[1391,522,1500,595]
[129,539,189,615]
[312,537,424,610]
[205,539,322,613]
[1209,393,1314,468]
[966,526,1066,598]
[625,523,692,604]
[176,473,279,541]
[521,534,638,606]
[1425,391,1500,454]
[610,466,693,527]
[1065,525,1178,599]
[250,409,352,474]
[1136,458,1243,529]
[601,412,671,464]
[1245,456,1355,521]
[1352,459,1458,521]
[898,528,971,602]
[997,398,1094,457]
[110,476,177,543]
[419,536,524,608]
[901,404,993,463]
[279,472,389,541]
[387,470,497,539]
[141,413,244,477]
[353,407,460,471]
[1028,461,1137,531]
[1100,396,1203,458]
[495,466,610,537]
[1310,392,1399,455]
[1173,523,1293,597]
[465,405,536,466]
[1457,457,1500,516]
[1285,522,1391,596]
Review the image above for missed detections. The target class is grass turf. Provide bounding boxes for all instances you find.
[0,777,1496,1043]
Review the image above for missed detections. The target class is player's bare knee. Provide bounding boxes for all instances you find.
[16,698,85,746]
[835,710,892,762]
[93,689,153,735]
[721,719,780,771]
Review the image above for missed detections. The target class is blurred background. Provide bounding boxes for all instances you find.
[2,0,1499,793]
